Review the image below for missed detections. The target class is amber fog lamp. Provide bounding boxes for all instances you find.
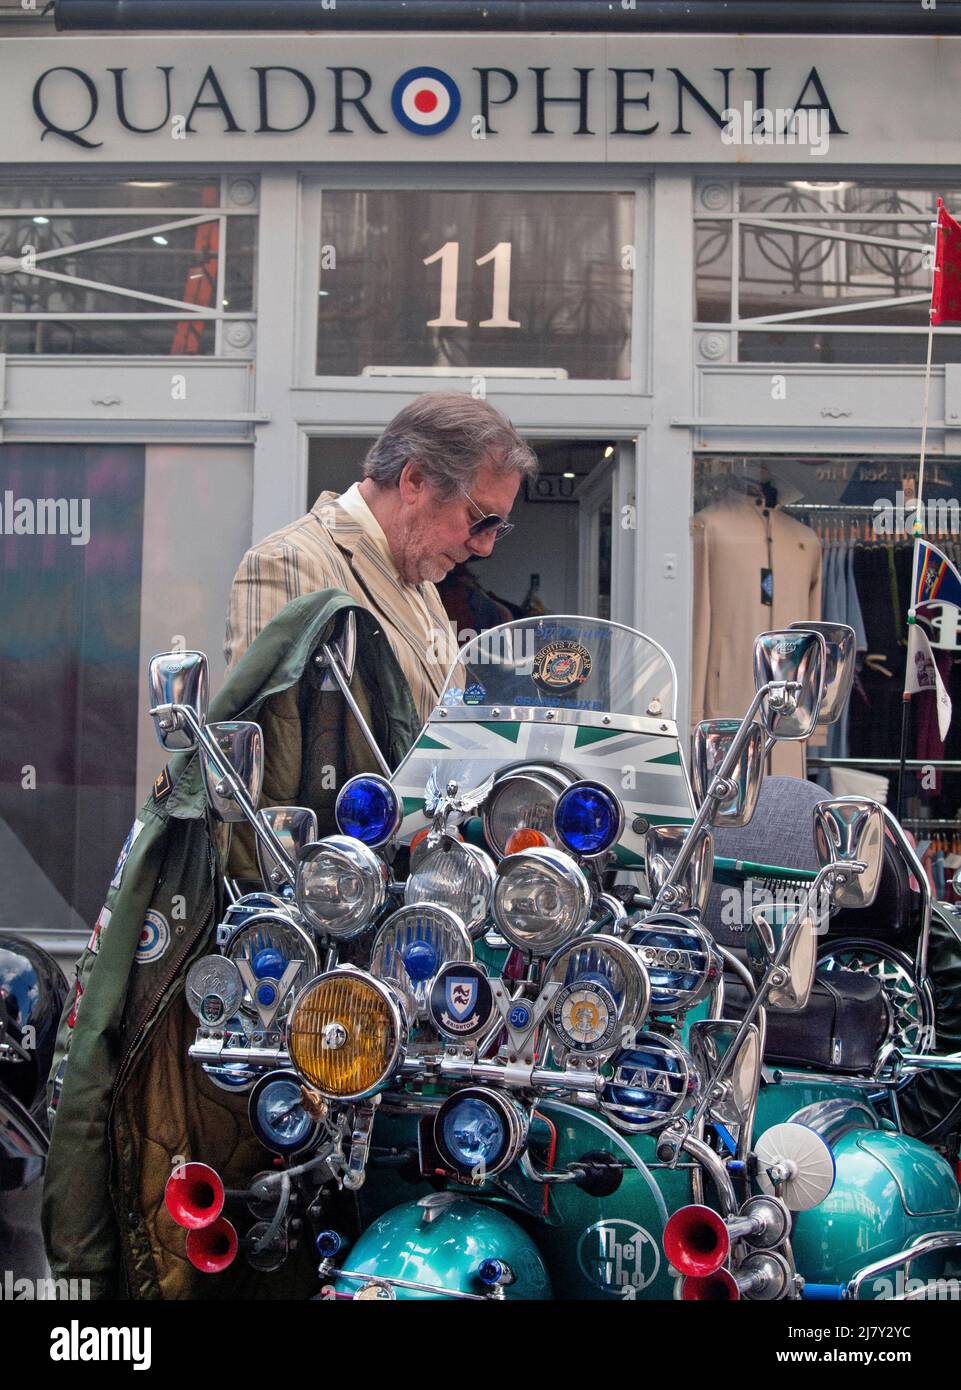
[286,968,406,1101]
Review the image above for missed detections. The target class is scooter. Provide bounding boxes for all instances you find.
[149,614,961,1298]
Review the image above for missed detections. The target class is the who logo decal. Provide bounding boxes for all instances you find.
[391,67,461,135]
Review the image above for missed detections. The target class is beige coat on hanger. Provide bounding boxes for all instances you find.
[691,494,823,777]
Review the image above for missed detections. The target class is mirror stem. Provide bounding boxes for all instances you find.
[683,863,843,1137]
[321,641,392,779]
[651,686,771,912]
[177,706,298,884]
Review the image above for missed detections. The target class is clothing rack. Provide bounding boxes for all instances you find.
[900,818,961,830]
[808,757,961,770]
[783,503,889,513]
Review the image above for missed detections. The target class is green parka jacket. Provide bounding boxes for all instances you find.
[42,590,421,1299]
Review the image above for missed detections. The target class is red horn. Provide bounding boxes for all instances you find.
[185,1217,238,1273]
[164,1162,225,1230]
[681,1269,740,1301]
[663,1203,731,1277]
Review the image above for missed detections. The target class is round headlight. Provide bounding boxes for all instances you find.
[627,914,719,1015]
[482,766,571,857]
[220,892,295,937]
[249,1070,320,1155]
[224,913,319,1021]
[335,775,401,849]
[433,1087,529,1182]
[369,904,473,1017]
[491,847,590,957]
[404,839,495,936]
[286,968,406,1101]
[295,836,388,940]
[554,781,624,858]
[543,934,650,1057]
[600,1032,698,1134]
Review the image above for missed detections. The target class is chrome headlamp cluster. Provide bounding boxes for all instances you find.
[286,967,409,1101]
[492,846,590,956]
[543,935,650,1059]
[295,835,389,940]
[600,1031,698,1134]
[482,765,572,856]
[627,913,720,1014]
[368,904,474,1017]
[404,839,496,936]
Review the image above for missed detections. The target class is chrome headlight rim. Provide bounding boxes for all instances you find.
[221,891,297,934]
[285,966,408,1102]
[627,912,720,1016]
[248,1068,322,1156]
[295,835,388,941]
[334,773,402,849]
[543,933,651,1056]
[599,1030,697,1134]
[552,779,626,860]
[432,1085,530,1181]
[404,839,496,937]
[491,845,591,957]
[224,911,320,1019]
[481,763,573,858]
[369,903,474,1015]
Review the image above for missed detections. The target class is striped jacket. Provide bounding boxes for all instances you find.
[225,491,459,725]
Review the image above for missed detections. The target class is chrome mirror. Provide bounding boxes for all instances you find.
[788,621,856,727]
[688,1020,761,1135]
[813,798,885,910]
[770,912,818,1012]
[257,807,320,891]
[201,721,264,822]
[745,901,818,1012]
[317,609,357,691]
[691,719,765,827]
[753,629,826,740]
[644,825,714,914]
[147,650,209,750]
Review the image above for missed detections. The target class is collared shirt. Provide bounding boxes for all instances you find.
[336,481,435,635]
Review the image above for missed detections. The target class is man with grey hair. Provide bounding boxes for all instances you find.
[224,392,537,724]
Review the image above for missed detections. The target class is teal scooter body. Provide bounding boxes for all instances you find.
[753,1080,961,1293]
[330,1191,552,1300]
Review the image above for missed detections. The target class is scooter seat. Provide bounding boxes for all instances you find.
[723,965,888,1073]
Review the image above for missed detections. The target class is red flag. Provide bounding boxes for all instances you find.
[931,198,961,325]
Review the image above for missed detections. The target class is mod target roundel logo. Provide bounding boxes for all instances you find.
[391,67,461,135]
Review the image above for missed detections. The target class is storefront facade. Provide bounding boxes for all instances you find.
[4,24,961,959]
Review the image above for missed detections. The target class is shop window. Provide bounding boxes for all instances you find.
[0,444,144,941]
[0,176,257,356]
[691,455,961,863]
[0,441,253,954]
[695,181,961,365]
[316,189,635,379]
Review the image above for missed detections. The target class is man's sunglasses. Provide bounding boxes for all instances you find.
[459,484,514,540]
